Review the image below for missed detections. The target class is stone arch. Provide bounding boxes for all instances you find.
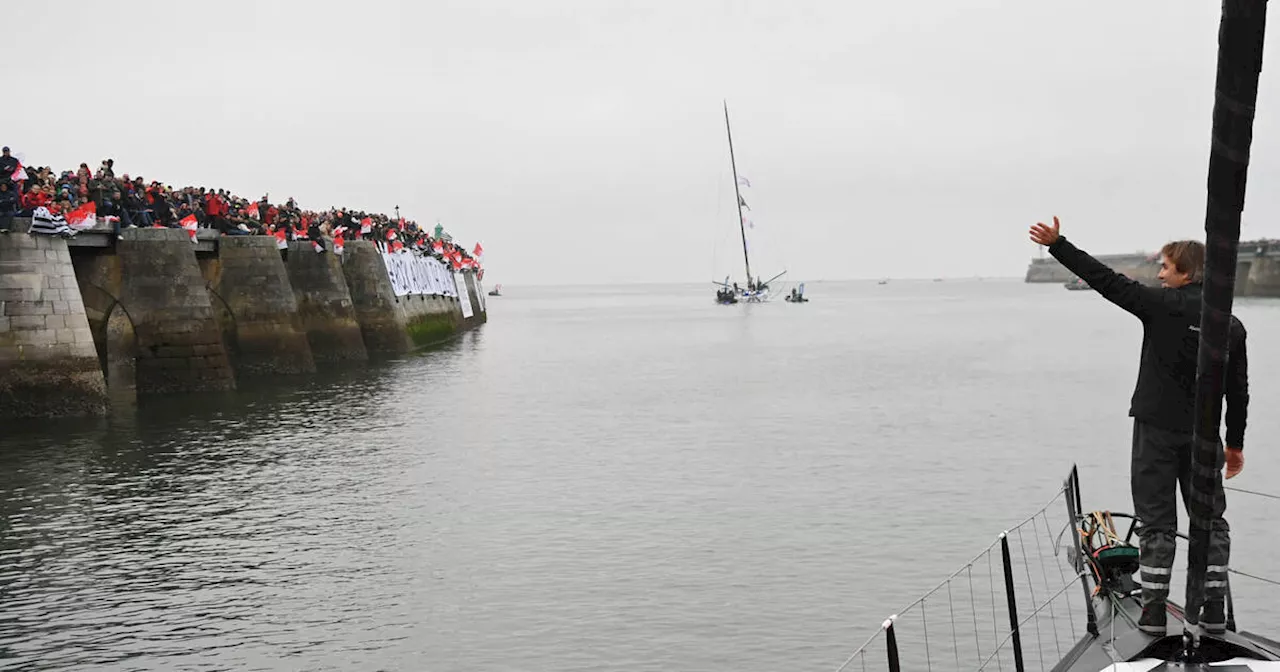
[204,285,240,371]
[76,282,139,395]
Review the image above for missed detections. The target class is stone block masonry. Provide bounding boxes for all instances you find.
[201,237,317,376]
[397,293,462,349]
[285,241,368,363]
[2,220,488,418]
[341,241,415,355]
[0,231,108,418]
[1244,256,1280,297]
[115,228,236,394]
[1024,242,1280,296]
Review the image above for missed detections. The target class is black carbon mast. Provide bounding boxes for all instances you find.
[1184,0,1268,648]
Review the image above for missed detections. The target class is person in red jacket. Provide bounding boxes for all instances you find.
[22,186,50,213]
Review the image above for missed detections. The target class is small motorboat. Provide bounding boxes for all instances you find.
[487,283,502,297]
[784,283,809,303]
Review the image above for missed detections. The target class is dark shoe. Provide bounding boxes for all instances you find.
[1139,602,1168,635]
[1202,601,1226,634]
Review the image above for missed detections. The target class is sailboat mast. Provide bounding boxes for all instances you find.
[1183,0,1267,636]
[724,100,752,285]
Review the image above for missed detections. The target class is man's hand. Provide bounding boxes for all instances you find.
[1029,216,1061,246]
[1225,446,1244,479]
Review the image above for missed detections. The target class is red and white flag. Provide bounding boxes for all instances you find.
[180,214,199,243]
[245,202,260,219]
[334,234,345,255]
[10,163,27,182]
[391,240,404,253]
[67,202,97,230]
[385,229,397,241]
[274,228,288,250]
[472,242,483,259]
[360,217,372,234]
[313,241,324,253]
[432,240,444,254]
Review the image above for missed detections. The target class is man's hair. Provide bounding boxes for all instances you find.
[1161,240,1206,282]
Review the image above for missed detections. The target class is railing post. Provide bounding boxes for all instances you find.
[1000,533,1027,672]
[1065,472,1099,636]
[1071,464,1083,518]
[884,616,901,672]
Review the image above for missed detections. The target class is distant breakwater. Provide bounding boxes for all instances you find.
[0,219,488,419]
[1024,239,1280,296]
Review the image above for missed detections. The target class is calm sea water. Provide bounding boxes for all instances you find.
[2,279,1278,671]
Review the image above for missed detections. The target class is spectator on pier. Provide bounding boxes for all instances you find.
[122,185,153,228]
[151,185,175,227]
[3,149,484,277]
[21,185,50,213]
[0,181,18,233]
[307,217,325,252]
[0,147,18,184]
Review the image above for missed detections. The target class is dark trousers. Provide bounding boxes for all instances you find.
[1132,420,1230,606]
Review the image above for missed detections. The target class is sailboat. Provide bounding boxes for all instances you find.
[714,101,786,304]
[837,3,1275,671]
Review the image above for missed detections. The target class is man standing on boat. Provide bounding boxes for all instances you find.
[1028,216,1248,636]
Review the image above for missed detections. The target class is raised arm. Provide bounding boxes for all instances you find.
[1029,216,1165,319]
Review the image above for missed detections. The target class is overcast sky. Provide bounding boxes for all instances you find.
[10,1,1280,285]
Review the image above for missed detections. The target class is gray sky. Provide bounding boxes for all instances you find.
[11,1,1280,285]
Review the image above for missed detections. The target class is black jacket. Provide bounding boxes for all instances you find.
[1049,237,1248,449]
[0,156,18,180]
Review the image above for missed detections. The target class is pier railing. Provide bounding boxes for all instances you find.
[835,470,1089,672]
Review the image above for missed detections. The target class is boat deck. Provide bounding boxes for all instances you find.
[1052,589,1280,671]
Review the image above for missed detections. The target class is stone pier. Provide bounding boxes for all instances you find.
[398,293,464,349]
[73,228,236,395]
[341,240,415,355]
[0,228,108,418]
[3,221,488,418]
[200,236,316,377]
[285,241,368,363]
[1244,256,1280,297]
[1026,239,1280,295]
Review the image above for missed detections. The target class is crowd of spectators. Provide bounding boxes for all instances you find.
[0,146,481,271]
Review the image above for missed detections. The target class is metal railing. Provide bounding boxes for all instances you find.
[835,470,1090,672]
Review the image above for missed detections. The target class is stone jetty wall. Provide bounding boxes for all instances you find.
[1025,253,1161,285]
[285,240,369,364]
[1,220,487,419]
[1025,240,1280,296]
[201,236,316,377]
[113,228,237,395]
[341,240,417,355]
[0,224,108,419]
